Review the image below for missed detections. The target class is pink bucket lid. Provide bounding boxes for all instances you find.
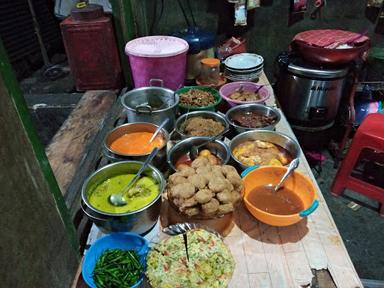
[125,36,189,58]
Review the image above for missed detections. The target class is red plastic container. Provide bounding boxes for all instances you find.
[125,36,189,90]
[60,4,122,91]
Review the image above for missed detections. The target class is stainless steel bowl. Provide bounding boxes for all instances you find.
[175,111,229,139]
[81,161,165,234]
[167,137,231,171]
[104,122,169,167]
[229,130,301,170]
[225,104,281,134]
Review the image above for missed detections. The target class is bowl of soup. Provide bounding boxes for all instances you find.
[241,166,318,226]
[104,122,169,168]
[81,161,165,234]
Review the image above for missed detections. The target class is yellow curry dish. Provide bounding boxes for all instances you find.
[232,139,292,167]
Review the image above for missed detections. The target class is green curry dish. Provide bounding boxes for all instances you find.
[93,249,144,288]
[146,229,235,288]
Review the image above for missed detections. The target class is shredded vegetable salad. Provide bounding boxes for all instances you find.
[146,229,235,288]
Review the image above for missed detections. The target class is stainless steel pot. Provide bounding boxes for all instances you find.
[81,161,165,234]
[225,103,281,134]
[167,136,231,171]
[229,130,301,170]
[276,60,348,128]
[121,83,179,132]
[104,122,169,168]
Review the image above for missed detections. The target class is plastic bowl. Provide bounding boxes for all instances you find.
[219,81,270,107]
[241,166,319,226]
[176,86,222,113]
[82,233,149,288]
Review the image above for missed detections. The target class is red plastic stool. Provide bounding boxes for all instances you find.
[331,113,384,216]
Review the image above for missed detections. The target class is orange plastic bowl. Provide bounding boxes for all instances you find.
[241,166,318,226]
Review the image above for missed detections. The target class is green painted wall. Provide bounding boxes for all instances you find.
[0,40,79,287]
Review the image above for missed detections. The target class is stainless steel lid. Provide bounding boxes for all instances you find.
[287,61,349,79]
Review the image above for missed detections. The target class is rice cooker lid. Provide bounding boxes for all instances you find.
[287,61,349,79]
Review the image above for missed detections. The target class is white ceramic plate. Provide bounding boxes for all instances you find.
[224,53,264,70]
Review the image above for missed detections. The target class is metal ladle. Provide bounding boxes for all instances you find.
[190,128,229,160]
[108,147,159,206]
[266,158,300,193]
[149,118,168,143]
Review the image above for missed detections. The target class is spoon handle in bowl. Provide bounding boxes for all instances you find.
[121,148,159,195]
[274,158,300,193]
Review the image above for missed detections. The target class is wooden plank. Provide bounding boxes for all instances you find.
[46,90,115,196]
[225,236,251,288]
[278,225,313,287]
[274,109,362,287]
[258,223,295,288]
[249,273,273,288]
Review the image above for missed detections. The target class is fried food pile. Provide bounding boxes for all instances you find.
[179,89,216,107]
[167,157,243,218]
[182,116,225,137]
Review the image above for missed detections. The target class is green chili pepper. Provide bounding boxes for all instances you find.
[92,249,144,288]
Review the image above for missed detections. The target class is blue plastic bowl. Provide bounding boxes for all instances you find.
[82,233,149,288]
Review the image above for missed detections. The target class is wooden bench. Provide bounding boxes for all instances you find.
[45,90,122,224]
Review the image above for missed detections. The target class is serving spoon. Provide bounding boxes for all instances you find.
[109,147,159,206]
[190,128,229,160]
[149,119,168,143]
[266,158,300,193]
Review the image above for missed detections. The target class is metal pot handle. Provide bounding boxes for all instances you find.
[135,104,153,114]
[81,200,111,221]
[149,78,164,87]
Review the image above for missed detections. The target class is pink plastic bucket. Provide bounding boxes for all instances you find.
[125,36,189,90]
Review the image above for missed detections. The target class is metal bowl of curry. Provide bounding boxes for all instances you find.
[229,130,301,170]
[81,161,165,234]
[225,103,281,134]
[104,122,169,168]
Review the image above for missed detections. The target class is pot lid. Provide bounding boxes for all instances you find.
[173,26,215,54]
[71,4,104,20]
[293,29,369,48]
[287,60,349,79]
[125,36,189,58]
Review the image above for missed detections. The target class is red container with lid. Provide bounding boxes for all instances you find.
[60,4,122,91]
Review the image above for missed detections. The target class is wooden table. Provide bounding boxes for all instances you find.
[76,73,362,288]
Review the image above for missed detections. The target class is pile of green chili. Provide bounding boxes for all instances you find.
[93,249,144,288]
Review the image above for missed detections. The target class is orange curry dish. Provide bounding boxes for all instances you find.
[110,132,164,155]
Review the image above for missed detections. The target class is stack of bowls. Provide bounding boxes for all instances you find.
[224,53,264,82]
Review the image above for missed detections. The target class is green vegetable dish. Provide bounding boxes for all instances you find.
[146,229,235,288]
[93,249,144,288]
